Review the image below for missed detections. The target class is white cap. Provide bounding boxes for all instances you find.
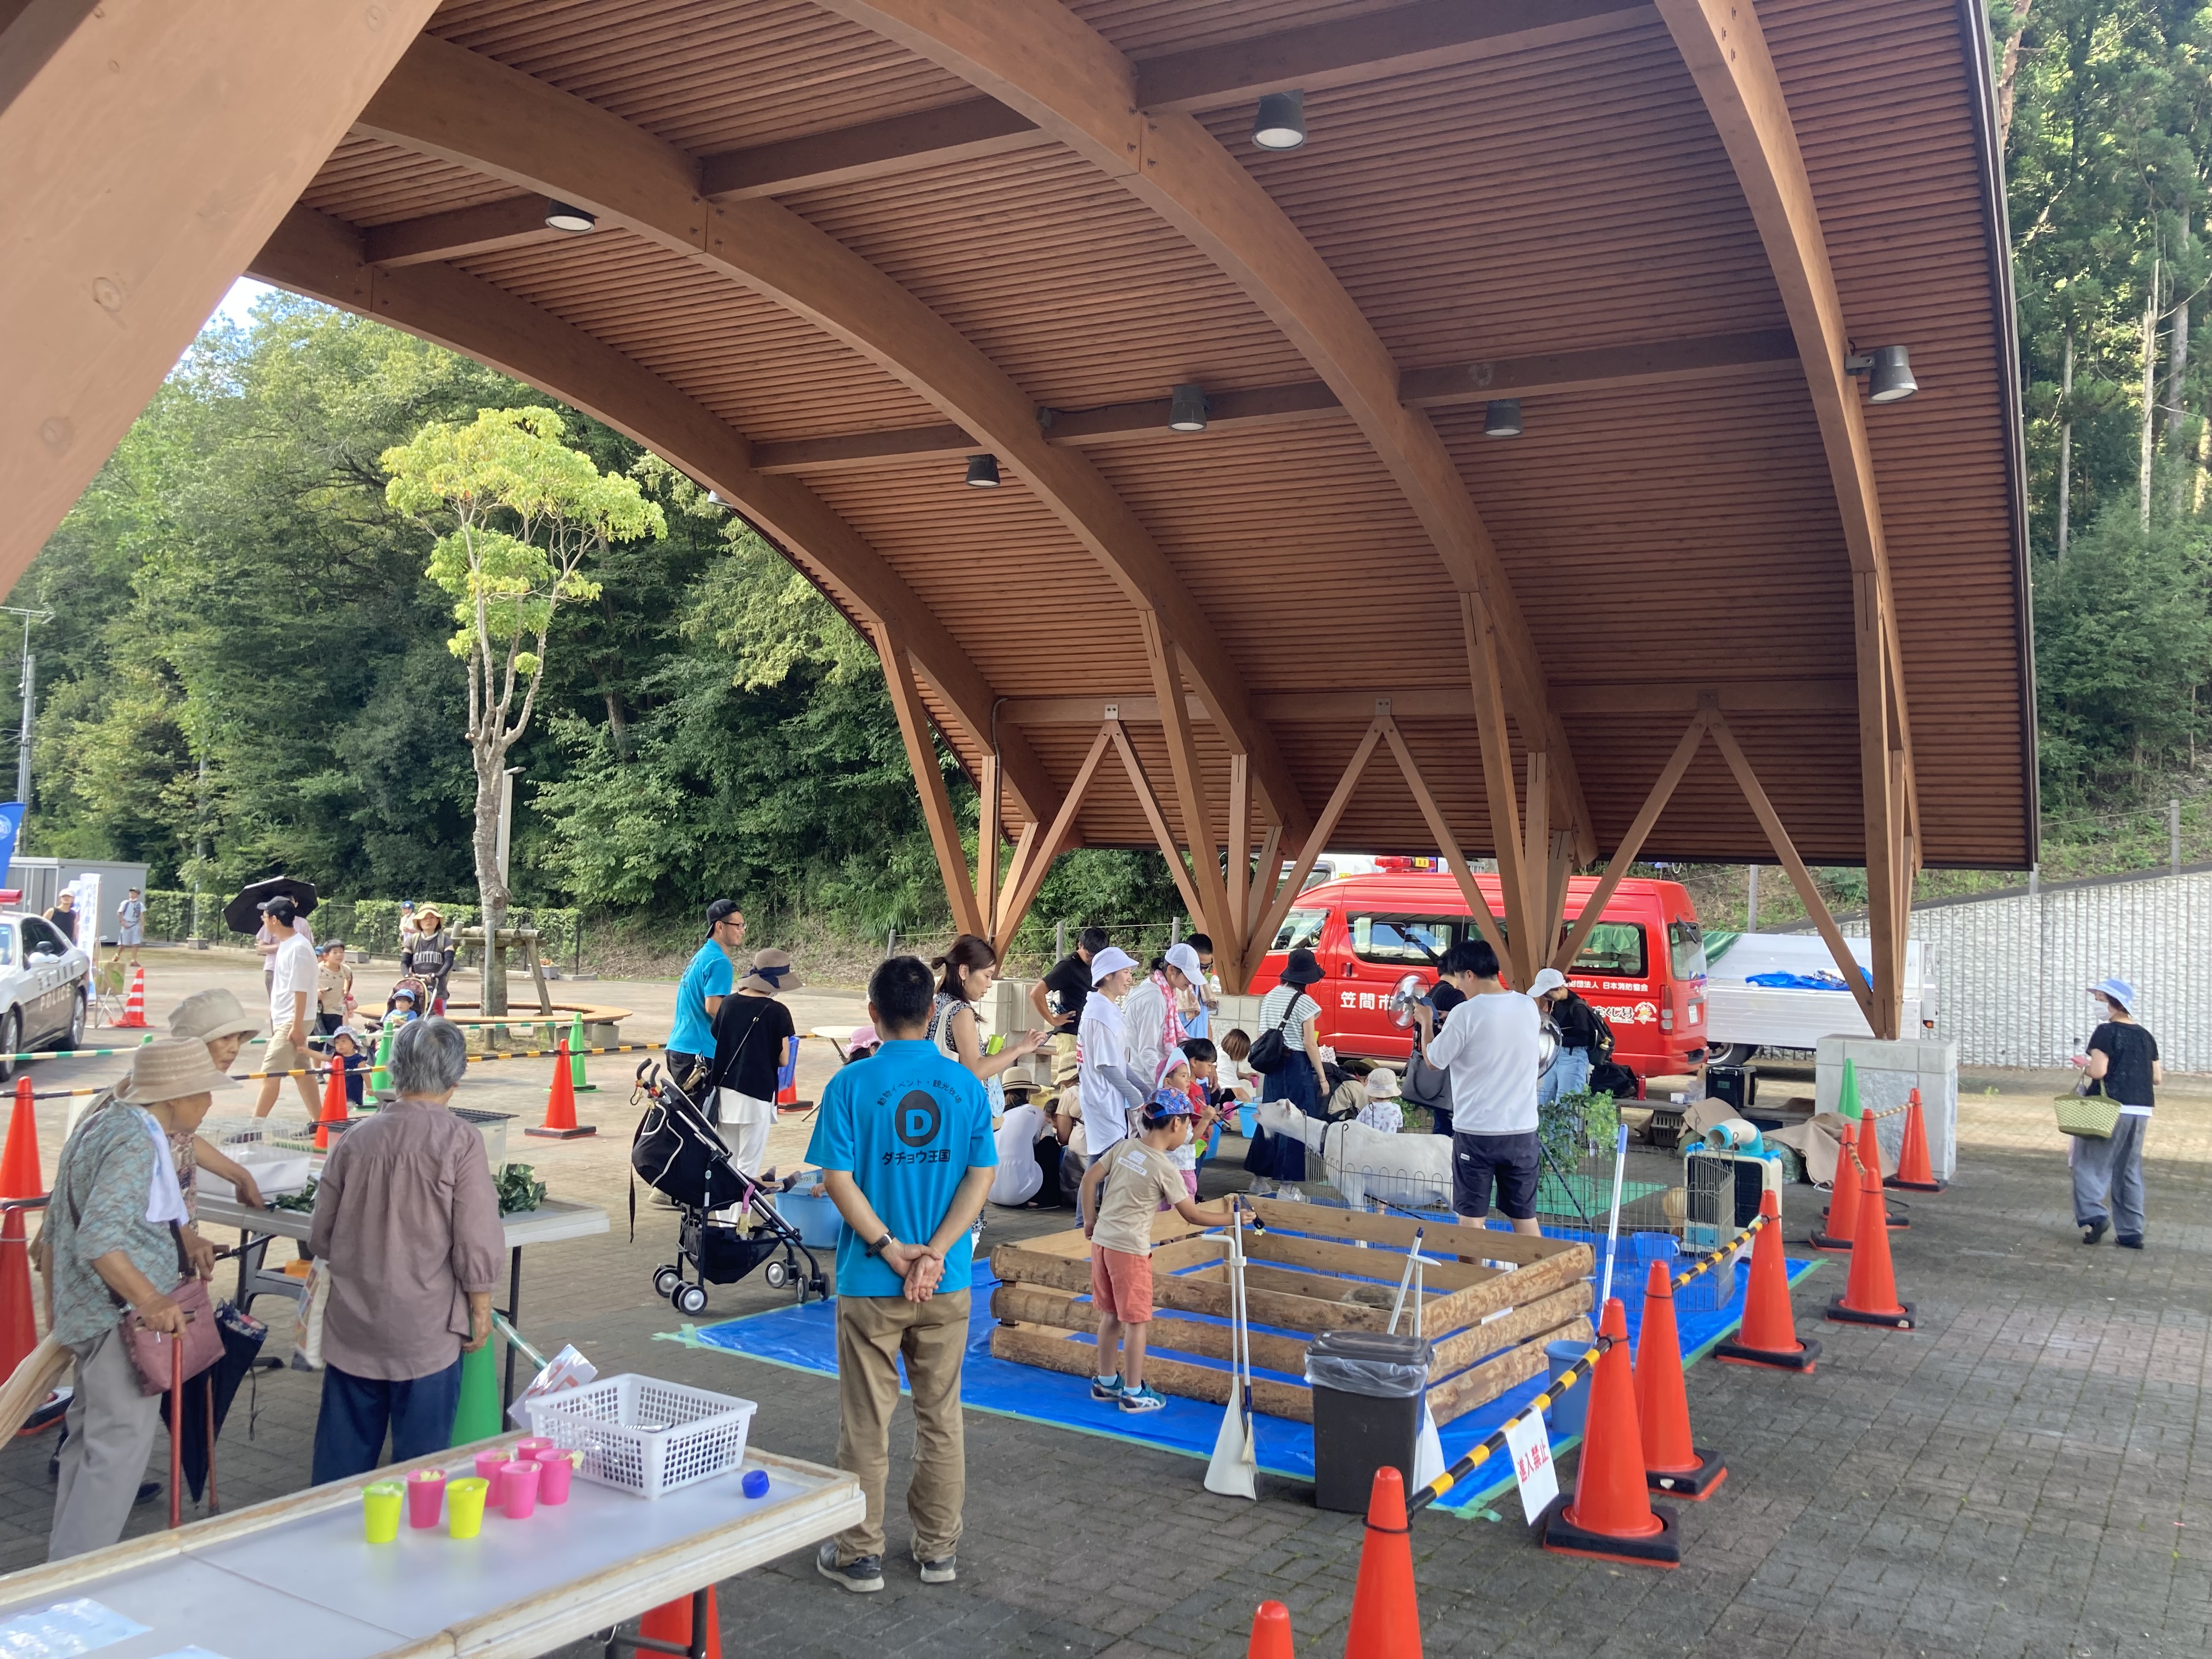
[1528,967,1567,998]
[1156,1050,1190,1088]
[1164,941,1204,983]
[1090,945,1138,984]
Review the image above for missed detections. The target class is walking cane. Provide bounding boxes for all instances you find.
[168,1339,183,1530]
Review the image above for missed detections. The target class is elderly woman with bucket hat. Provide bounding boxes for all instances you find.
[1242,947,1330,1197]
[705,948,805,1172]
[42,1040,235,1559]
[2069,976,2163,1251]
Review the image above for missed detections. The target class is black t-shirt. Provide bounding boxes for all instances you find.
[708,994,797,1099]
[2088,1021,2158,1109]
[1041,952,1092,1028]
[1552,992,1602,1049]
[47,909,75,943]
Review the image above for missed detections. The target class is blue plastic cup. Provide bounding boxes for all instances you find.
[1545,1339,1594,1440]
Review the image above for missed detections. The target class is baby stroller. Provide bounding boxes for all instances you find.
[630,1059,827,1314]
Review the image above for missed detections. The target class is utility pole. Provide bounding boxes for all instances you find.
[2,607,53,828]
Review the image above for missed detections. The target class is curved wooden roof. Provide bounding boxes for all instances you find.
[231,0,2027,876]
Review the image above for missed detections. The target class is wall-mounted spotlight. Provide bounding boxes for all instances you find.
[965,454,1001,488]
[544,201,597,233]
[1253,89,1306,151]
[1482,398,1523,438]
[1845,344,1917,403]
[1169,384,1210,432]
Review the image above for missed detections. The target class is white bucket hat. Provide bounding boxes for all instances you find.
[1090,946,1138,984]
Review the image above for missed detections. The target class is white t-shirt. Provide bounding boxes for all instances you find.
[989,1103,1048,1206]
[1078,992,1135,1158]
[268,932,318,1034]
[1425,989,1539,1135]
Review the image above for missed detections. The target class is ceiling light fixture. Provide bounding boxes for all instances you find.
[1252,90,1307,151]
[1168,384,1209,433]
[1482,398,1523,438]
[965,454,1001,488]
[1845,344,1918,403]
[544,201,597,233]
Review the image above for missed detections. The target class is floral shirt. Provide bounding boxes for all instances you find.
[46,1104,180,1346]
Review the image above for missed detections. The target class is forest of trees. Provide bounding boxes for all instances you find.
[8,8,2212,955]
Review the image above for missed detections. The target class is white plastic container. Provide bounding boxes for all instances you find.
[521,1374,756,1499]
[195,1144,312,1201]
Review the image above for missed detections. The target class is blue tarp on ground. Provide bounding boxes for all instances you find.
[675,1227,1822,1518]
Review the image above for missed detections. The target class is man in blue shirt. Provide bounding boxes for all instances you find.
[667,900,744,1101]
[808,955,995,1595]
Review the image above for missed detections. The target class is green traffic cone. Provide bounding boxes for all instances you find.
[1838,1056,1861,1120]
[569,1010,595,1091]
[370,1023,393,1101]
[451,1338,503,1446]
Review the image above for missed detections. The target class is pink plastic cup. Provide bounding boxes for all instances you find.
[500,1458,542,1520]
[473,1449,509,1502]
[514,1437,556,1461]
[405,1469,446,1530]
[530,1446,577,1505]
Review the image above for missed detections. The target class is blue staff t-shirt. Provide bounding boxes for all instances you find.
[806,1039,996,1298]
[670,940,733,1057]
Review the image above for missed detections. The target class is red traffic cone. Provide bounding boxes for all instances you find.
[1827,1155,1916,1330]
[1888,1087,1946,1192]
[1856,1112,1908,1229]
[0,1077,42,1200]
[1635,1261,1726,1500]
[636,1589,720,1659]
[1809,1118,1860,1251]
[1539,1296,1680,1567]
[1344,1467,1423,1658]
[526,1037,596,1139]
[1246,1600,1294,1659]
[1715,1192,1820,1373]
[115,966,148,1029]
[0,1207,38,1383]
[313,1053,348,1153]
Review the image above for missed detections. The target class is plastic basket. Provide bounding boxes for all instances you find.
[521,1374,756,1499]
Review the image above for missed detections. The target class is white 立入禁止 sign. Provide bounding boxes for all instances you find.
[1505,1409,1558,1524]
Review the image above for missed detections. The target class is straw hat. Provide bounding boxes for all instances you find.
[168,987,262,1044]
[113,1039,238,1105]
[738,948,804,995]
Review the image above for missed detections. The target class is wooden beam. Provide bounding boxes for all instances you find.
[1555,710,1710,969]
[699,98,1048,198]
[1522,751,1551,963]
[991,1239,1398,1333]
[974,753,1002,940]
[1378,711,1512,973]
[993,725,1113,956]
[1247,721,1385,962]
[1546,679,1857,716]
[1706,711,1882,1033]
[991,1323,1316,1421]
[248,206,1056,828]
[1239,1195,1577,1265]
[1224,754,1252,992]
[364,195,570,267]
[748,329,1793,475]
[1246,822,1284,945]
[1131,0,1651,112]
[1462,593,1531,982]
[988,1282,1312,1378]
[810,0,1584,857]
[1107,720,1209,927]
[354,35,1314,848]
[1002,679,1858,726]
[995,821,1039,938]
[2,0,444,586]
[876,626,988,940]
[1141,616,1236,974]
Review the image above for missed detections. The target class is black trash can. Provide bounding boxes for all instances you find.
[1305,1330,1432,1514]
[1706,1063,1756,1114]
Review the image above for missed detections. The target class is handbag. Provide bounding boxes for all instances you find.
[2053,1080,2122,1139]
[121,1224,223,1397]
[1245,992,1305,1075]
[287,1258,333,1371]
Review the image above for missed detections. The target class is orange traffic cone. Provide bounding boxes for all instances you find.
[526,1037,596,1139]
[1635,1261,1726,1499]
[636,1589,720,1659]
[1887,1087,1946,1192]
[115,966,148,1029]
[0,1077,42,1200]
[1826,1155,1916,1330]
[1715,1192,1820,1373]
[313,1053,348,1152]
[1856,1113,1908,1229]
[1246,1600,1294,1659]
[1809,1118,1860,1251]
[1539,1296,1681,1567]
[0,1207,35,1383]
[1344,1467,1422,1658]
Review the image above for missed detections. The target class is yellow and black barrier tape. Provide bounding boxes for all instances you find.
[29,1042,669,1098]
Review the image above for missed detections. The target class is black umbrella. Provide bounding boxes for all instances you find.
[159,1301,268,1505]
[221,877,318,935]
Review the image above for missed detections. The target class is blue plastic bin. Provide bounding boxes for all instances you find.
[775,1189,844,1248]
[1546,1338,1595,1439]
[1235,1103,1257,1139]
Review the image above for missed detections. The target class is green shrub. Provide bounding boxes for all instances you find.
[1538,1088,1619,1171]
[136,890,576,961]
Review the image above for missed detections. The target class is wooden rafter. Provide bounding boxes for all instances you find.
[875,627,986,940]
[1140,614,1237,980]
[1554,709,1711,968]
[699,98,1047,198]
[998,679,1857,725]
[364,195,569,267]
[975,754,1002,941]
[993,726,1113,957]
[1462,591,1531,983]
[1375,710,1511,974]
[353,35,1313,848]
[1247,723,1384,962]
[1225,754,1253,989]
[1105,720,1209,929]
[247,205,1056,829]
[814,0,1594,863]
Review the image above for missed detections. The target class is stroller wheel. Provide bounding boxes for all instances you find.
[763,1260,790,1289]
[653,1265,682,1298]
[673,1283,709,1316]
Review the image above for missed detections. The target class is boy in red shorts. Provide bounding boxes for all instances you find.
[1077,1089,1243,1412]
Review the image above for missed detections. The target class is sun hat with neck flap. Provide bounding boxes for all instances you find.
[168,987,263,1044]
[112,1039,238,1107]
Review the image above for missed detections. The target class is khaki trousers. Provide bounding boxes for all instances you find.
[832,1289,969,1563]
[50,1324,162,1561]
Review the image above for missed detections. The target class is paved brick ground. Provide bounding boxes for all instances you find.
[2,949,2207,1656]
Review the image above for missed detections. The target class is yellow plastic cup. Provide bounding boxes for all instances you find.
[362,1481,404,1544]
[445,1476,491,1539]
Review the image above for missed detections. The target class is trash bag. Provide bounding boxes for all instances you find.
[1304,1330,1432,1398]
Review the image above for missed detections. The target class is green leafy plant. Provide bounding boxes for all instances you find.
[270,1177,318,1214]
[1538,1089,1618,1171]
[495,1162,546,1216]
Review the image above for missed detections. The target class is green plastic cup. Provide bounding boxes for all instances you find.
[362,1481,404,1544]
[446,1476,490,1539]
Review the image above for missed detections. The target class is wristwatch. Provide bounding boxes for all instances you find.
[865,1231,894,1258]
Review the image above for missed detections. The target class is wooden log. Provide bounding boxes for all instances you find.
[991,1322,1314,1423]
[991,1240,1395,1332]
[989,1283,1311,1377]
[1241,1197,1580,1265]
[1427,1282,1595,1378]
[1427,1313,1595,1425]
[1244,1228,1499,1291]
[1005,1221,1214,1263]
[1213,1259,1436,1310]
[1420,1240,1596,1335]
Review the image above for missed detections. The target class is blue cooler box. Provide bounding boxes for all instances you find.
[775,1189,843,1248]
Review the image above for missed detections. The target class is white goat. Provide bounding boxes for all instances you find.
[1254,1100,1453,1211]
